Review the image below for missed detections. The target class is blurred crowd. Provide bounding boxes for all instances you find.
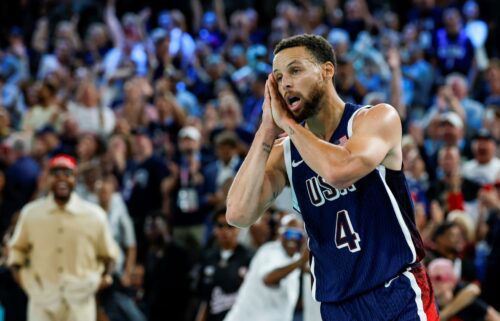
[0,0,499,320]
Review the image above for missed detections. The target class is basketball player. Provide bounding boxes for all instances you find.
[226,34,439,320]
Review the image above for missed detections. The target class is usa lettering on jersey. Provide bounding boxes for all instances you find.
[305,175,356,207]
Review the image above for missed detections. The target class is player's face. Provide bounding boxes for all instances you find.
[273,47,326,123]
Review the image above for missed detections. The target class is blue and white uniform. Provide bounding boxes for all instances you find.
[283,103,438,320]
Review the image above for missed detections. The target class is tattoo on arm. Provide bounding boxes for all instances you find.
[288,126,295,136]
[262,142,273,153]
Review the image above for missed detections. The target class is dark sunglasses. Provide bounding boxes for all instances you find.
[49,168,74,177]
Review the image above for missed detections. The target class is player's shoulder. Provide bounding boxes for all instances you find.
[352,104,401,131]
[355,103,400,121]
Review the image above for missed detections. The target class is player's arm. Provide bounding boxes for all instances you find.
[285,104,400,188]
[226,133,287,228]
[226,77,287,228]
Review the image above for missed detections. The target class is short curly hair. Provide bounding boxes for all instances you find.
[274,34,337,70]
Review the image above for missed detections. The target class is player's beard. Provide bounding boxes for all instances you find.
[292,83,324,123]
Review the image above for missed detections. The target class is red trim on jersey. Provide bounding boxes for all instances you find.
[411,265,440,320]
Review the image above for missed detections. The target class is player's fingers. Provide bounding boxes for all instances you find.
[264,80,271,103]
[267,75,279,100]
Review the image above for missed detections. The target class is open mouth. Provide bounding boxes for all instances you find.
[287,96,302,111]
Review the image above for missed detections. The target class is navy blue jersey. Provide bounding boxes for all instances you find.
[283,103,425,303]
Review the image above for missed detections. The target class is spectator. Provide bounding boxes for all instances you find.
[0,74,24,130]
[123,129,169,259]
[101,134,129,184]
[93,175,146,321]
[402,44,434,111]
[67,79,116,136]
[445,73,484,132]
[224,213,308,321]
[143,212,191,321]
[433,8,475,77]
[427,145,480,212]
[0,134,40,233]
[438,111,465,149]
[484,60,500,106]
[163,126,210,255]
[462,129,500,186]
[36,40,75,81]
[211,93,254,147]
[195,207,252,321]
[148,91,187,150]
[428,258,500,321]
[426,222,476,282]
[336,58,367,104]
[94,175,137,282]
[82,23,112,67]
[241,72,265,133]
[115,77,155,130]
[102,0,148,82]
[463,0,489,70]
[204,131,242,208]
[20,81,61,133]
[7,155,118,321]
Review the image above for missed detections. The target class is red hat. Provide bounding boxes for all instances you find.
[48,155,77,171]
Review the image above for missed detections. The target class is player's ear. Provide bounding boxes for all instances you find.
[322,62,335,82]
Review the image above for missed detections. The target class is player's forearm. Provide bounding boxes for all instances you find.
[284,120,358,188]
[226,128,275,227]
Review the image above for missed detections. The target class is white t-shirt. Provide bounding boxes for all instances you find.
[67,101,116,135]
[224,241,300,321]
[462,157,500,185]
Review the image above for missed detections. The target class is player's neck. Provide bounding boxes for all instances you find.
[305,88,345,141]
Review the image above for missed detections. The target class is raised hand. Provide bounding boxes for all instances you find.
[261,74,283,138]
[266,74,295,130]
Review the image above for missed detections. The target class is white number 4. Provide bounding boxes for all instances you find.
[335,210,361,252]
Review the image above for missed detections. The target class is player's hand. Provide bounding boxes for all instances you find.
[267,74,295,130]
[260,74,283,138]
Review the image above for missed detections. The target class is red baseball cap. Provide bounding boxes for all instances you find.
[48,155,77,171]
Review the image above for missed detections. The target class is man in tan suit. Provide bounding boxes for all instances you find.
[8,154,119,321]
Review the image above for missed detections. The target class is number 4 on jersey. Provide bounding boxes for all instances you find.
[335,210,361,252]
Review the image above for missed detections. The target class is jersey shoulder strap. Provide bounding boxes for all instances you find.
[283,137,301,213]
[347,105,372,138]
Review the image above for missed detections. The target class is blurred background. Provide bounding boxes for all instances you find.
[0,0,499,320]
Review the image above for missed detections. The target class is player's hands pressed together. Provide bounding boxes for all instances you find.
[261,75,284,138]
[266,74,296,131]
